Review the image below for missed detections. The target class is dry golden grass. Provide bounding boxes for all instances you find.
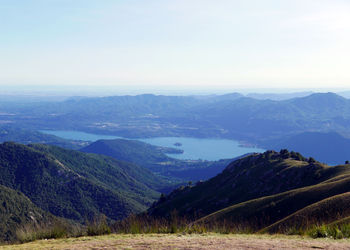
[2,233,350,250]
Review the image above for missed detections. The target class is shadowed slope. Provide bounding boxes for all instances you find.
[0,185,56,242]
[262,192,350,233]
[0,142,165,222]
[195,172,350,231]
[149,150,348,219]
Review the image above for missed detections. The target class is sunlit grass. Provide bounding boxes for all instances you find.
[2,233,350,250]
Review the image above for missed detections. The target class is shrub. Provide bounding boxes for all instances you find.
[16,221,69,243]
[86,216,111,236]
[307,224,350,239]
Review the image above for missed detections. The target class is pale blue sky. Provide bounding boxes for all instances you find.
[1,0,350,93]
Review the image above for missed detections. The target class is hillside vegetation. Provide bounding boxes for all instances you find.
[2,140,350,244]
[263,192,350,233]
[0,142,168,223]
[0,185,57,242]
[148,150,350,233]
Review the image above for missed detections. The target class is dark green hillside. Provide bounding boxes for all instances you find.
[29,143,167,200]
[148,150,350,219]
[80,138,233,181]
[0,184,55,242]
[0,142,164,222]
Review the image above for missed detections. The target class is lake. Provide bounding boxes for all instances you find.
[40,130,266,161]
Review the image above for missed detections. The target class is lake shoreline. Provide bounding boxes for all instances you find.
[40,130,266,161]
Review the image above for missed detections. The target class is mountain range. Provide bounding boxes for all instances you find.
[2,92,350,144]
[2,92,350,166]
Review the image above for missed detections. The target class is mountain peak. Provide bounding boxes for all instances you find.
[299,92,346,101]
[288,92,349,111]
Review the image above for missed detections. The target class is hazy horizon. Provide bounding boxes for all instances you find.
[1,0,349,91]
[1,84,350,97]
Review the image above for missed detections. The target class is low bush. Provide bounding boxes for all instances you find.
[87,216,111,236]
[308,224,350,239]
[16,222,69,243]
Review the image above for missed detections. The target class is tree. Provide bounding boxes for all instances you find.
[308,157,316,163]
[280,149,289,155]
[159,193,166,202]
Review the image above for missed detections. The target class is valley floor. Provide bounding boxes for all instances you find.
[2,234,350,250]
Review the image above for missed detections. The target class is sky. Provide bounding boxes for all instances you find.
[1,0,350,94]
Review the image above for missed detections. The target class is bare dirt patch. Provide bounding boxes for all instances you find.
[2,234,350,250]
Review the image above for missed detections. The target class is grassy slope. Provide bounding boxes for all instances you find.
[196,171,350,231]
[262,192,350,233]
[329,216,350,227]
[149,151,348,219]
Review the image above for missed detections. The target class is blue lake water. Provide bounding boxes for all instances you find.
[40,130,266,161]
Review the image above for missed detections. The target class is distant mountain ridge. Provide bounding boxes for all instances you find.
[3,92,350,144]
[246,91,313,101]
[269,131,350,165]
[0,126,87,149]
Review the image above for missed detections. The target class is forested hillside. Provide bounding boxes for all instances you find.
[0,185,56,242]
[0,142,168,222]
